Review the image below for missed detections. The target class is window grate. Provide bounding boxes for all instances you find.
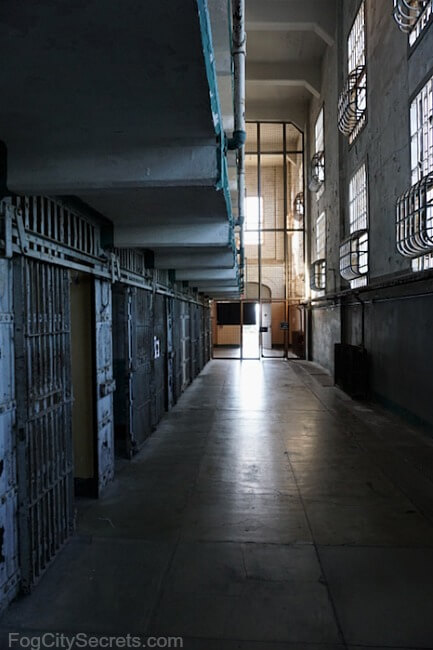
[412,252,433,270]
[338,66,367,143]
[396,173,433,257]
[340,231,369,283]
[392,0,432,46]
[309,151,325,192]
[310,259,326,291]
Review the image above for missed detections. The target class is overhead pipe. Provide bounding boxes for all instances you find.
[229,0,246,293]
[228,0,246,151]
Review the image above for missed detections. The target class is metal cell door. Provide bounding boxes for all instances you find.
[152,293,166,428]
[131,288,152,446]
[181,301,191,391]
[190,304,199,378]
[94,279,115,492]
[0,258,19,607]
[166,297,174,410]
[173,299,183,403]
[112,285,134,457]
[13,258,74,591]
[198,306,205,371]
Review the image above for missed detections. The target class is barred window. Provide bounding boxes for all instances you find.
[340,163,368,288]
[348,2,366,74]
[339,2,367,143]
[315,107,324,156]
[309,108,325,192]
[316,212,326,259]
[411,75,433,185]
[409,74,433,271]
[349,164,368,233]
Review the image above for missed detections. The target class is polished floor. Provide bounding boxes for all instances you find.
[2,360,433,649]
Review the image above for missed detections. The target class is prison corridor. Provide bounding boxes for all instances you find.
[2,359,433,649]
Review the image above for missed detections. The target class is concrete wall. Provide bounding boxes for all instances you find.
[308,0,433,427]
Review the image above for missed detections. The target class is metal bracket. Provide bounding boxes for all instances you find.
[15,207,29,254]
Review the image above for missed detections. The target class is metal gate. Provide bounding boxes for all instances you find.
[152,293,167,428]
[13,258,74,591]
[94,279,115,492]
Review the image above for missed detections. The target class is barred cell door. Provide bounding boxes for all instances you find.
[152,293,167,428]
[131,288,153,447]
[173,299,183,403]
[94,279,115,492]
[13,258,74,591]
[166,297,175,410]
[181,301,191,391]
[112,285,134,457]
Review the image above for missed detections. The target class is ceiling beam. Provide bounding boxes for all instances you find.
[246,0,336,46]
[176,268,237,281]
[114,222,230,249]
[247,62,321,98]
[154,249,235,270]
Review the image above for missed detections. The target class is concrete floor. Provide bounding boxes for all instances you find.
[2,360,433,649]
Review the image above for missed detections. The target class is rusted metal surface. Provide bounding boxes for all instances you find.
[94,279,115,492]
[0,258,19,609]
[13,258,74,591]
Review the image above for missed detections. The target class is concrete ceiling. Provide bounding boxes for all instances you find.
[0,0,241,296]
[245,0,337,127]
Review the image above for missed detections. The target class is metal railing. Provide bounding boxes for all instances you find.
[396,172,433,257]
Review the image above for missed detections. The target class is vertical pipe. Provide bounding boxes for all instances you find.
[257,123,262,357]
[231,0,246,293]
